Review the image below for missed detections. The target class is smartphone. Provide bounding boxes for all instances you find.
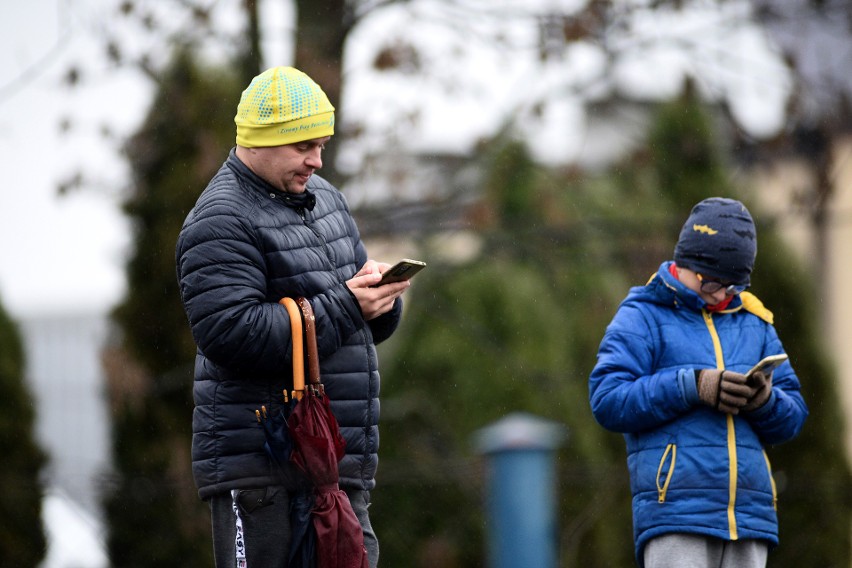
[373,259,426,286]
[746,354,788,380]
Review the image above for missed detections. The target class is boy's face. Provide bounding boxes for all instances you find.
[676,267,738,307]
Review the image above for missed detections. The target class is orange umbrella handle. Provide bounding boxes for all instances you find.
[280,298,305,400]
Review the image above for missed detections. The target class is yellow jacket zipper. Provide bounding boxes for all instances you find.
[702,310,739,540]
[657,444,677,503]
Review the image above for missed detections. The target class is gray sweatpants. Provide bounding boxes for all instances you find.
[209,486,378,568]
[644,533,768,568]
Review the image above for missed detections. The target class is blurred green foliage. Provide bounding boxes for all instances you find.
[0,295,47,567]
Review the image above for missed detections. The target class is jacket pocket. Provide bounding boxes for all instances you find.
[657,443,677,503]
[762,450,778,510]
[236,488,272,514]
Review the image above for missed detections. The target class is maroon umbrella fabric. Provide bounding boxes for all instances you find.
[284,297,368,568]
[287,387,368,568]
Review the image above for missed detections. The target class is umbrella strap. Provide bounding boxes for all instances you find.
[231,489,248,568]
[296,297,321,386]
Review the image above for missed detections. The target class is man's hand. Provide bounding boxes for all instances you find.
[347,260,410,320]
[742,370,773,412]
[696,369,756,415]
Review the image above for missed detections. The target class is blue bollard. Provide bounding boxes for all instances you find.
[475,413,567,568]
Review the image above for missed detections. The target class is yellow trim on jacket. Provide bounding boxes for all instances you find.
[738,291,774,324]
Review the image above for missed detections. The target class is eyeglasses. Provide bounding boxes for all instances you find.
[696,273,748,296]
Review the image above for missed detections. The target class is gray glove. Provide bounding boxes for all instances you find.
[741,370,772,412]
[696,369,755,415]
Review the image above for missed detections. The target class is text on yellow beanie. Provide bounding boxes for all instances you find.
[235,67,335,147]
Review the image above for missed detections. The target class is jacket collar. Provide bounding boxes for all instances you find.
[647,261,743,313]
[643,261,773,322]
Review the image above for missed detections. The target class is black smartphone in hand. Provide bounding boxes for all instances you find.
[373,259,426,286]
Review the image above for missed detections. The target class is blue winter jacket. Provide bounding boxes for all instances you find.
[589,261,807,566]
[176,149,402,500]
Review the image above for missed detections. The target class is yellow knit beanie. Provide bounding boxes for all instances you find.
[234,67,335,147]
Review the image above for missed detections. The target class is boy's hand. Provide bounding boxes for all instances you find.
[742,371,772,412]
[697,369,755,415]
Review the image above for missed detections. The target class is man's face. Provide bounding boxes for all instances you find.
[242,136,330,194]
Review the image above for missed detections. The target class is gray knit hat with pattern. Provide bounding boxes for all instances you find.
[673,197,757,285]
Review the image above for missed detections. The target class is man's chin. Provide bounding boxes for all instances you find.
[286,175,311,193]
[284,181,309,194]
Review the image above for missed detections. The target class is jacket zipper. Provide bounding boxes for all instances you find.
[702,310,739,541]
[657,444,677,503]
[726,414,738,540]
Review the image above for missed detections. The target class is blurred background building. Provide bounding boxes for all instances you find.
[19,311,110,566]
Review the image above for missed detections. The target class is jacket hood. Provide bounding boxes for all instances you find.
[625,261,717,312]
[625,261,773,323]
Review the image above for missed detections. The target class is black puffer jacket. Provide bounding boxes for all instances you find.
[176,149,401,500]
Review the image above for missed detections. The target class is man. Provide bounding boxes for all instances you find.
[176,66,409,568]
[588,197,808,568]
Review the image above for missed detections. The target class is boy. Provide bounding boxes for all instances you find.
[589,197,808,567]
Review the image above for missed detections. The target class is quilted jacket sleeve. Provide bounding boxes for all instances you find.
[176,196,294,374]
[589,303,699,433]
[742,326,809,445]
[369,298,403,344]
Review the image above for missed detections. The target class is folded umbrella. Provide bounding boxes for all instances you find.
[256,298,316,567]
[256,397,317,568]
[282,297,368,568]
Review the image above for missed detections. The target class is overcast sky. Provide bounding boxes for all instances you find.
[1,1,133,315]
[0,0,792,317]
[0,0,290,316]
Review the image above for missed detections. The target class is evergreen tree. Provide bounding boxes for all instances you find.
[102,51,241,566]
[647,83,729,208]
[0,296,47,567]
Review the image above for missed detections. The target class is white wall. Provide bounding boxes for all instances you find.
[19,311,111,521]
